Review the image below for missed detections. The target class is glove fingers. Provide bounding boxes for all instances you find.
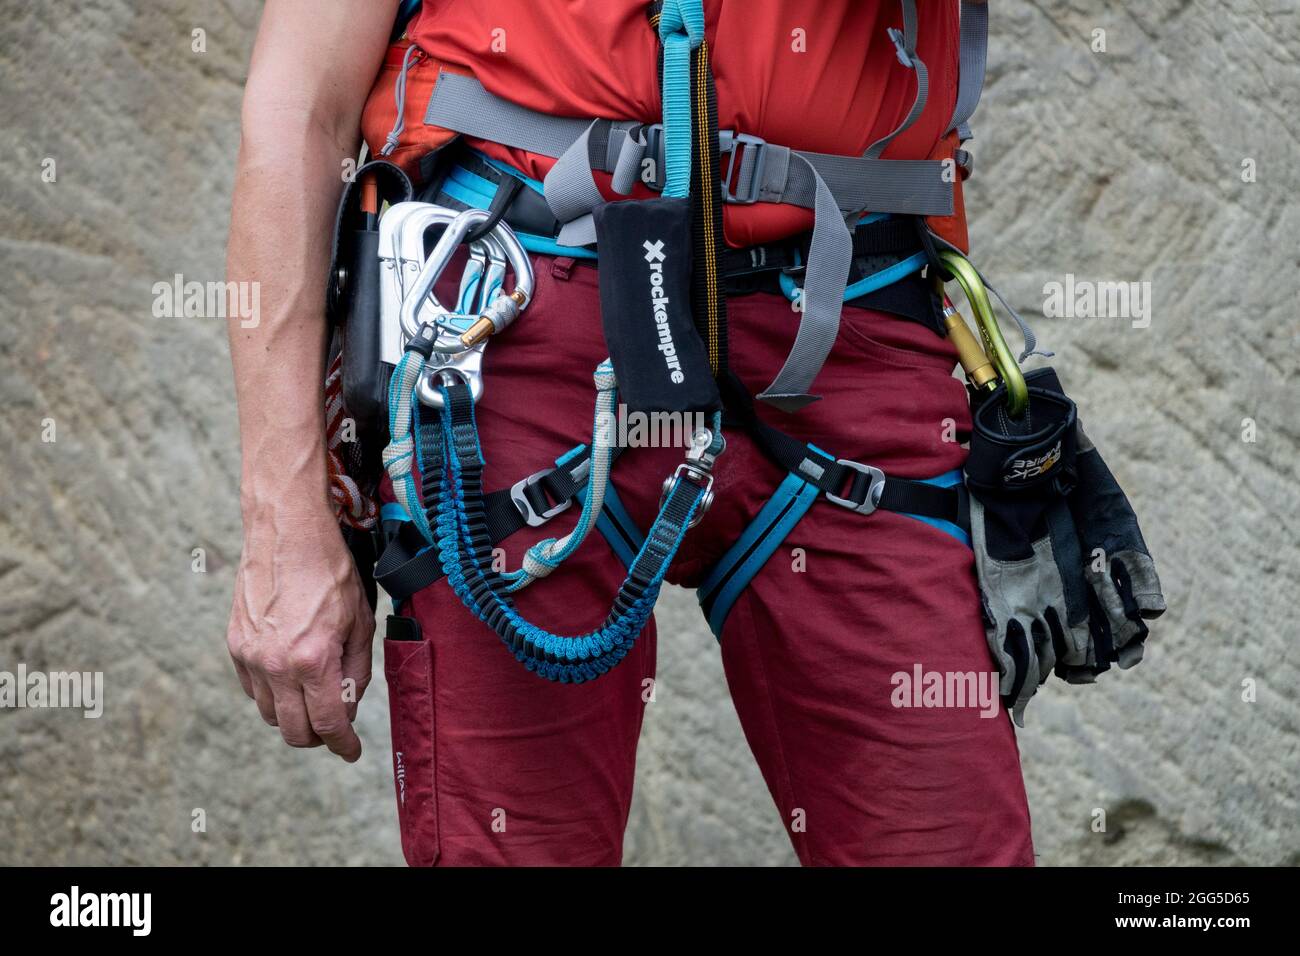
[1049,603,1099,684]
[1003,618,1038,727]
[980,596,1017,697]
[1084,584,1115,677]
[1115,617,1149,669]
[1114,551,1166,619]
[1109,559,1153,666]
[1033,613,1058,683]
[1001,619,1031,702]
[1088,566,1144,651]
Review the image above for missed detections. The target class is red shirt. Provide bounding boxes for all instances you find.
[406,0,965,248]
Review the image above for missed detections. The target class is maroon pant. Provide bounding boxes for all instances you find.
[381,255,1034,866]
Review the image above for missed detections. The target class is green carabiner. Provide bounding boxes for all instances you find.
[938,250,1028,417]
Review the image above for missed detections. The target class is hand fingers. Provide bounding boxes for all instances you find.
[339,602,375,724]
[231,655,256,700]
[265,662,324,749]
[302,661,362,762]
[249,669,281,727]
[227,618,258,700]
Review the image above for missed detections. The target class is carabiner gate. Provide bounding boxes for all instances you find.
[937,250,1028,417]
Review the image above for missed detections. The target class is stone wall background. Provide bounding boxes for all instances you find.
[0,0,1295,866]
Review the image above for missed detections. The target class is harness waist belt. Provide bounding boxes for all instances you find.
[425,72,954,219]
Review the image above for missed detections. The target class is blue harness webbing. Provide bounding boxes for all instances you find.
[697,466,971,640]
[698,471,821,638]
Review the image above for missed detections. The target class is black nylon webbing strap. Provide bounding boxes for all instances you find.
[720,372,969,531]
[688,35,729,380]
[848,272,946,337]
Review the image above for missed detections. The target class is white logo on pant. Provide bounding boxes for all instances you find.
[643,239,685,385]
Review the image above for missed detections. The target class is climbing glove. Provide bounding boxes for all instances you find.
[965,374,1093,725]
[1026,369,1166,681]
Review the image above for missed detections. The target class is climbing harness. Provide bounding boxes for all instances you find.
[342,0,1162,712]
[372,198,979,662]
[358,0,989,681]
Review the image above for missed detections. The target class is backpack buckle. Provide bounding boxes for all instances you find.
[718,130,767,204]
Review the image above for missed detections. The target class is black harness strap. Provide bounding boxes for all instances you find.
[720,371,969,529]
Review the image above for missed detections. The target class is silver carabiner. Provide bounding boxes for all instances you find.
[405,209,534,409]
[379,203,460,368]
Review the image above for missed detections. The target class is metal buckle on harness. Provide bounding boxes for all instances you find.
[659,428,720,528]
[509,455,591,527]
[718,130,767,205]
[661,464,715,528]
[641,126,766,203]
[510,469,573,527]
[826,459,886,515]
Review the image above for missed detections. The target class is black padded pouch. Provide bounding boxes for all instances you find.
[327,160,415,445]
[593,198,721,414]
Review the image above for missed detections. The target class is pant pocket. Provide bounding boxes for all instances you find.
[383,615,439,866]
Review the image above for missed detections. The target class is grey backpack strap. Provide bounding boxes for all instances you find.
[755,157,853,411]
[866,0,927,160]
[948,0,989,141]
[425,69,589,155]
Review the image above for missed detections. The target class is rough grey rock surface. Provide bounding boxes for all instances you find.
[1,0,1295,866]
